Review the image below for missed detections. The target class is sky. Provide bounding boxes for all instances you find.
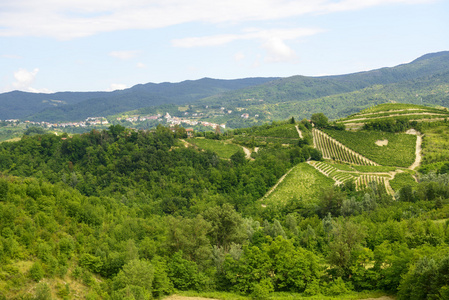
[0,0,448,93]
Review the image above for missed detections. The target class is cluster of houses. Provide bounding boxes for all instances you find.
[118,112,226,130]
[3,112,229,131]
[164,113,226,130]
[117,114,162,123]
[1,117,109,128]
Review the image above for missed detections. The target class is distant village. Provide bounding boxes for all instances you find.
[1,117,109,129]
[115,112,227,130]
[1,113,229,131]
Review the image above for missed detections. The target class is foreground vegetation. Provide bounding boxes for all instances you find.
[1,111,449,300]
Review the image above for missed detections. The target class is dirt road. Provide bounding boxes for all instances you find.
[406,129,422,170]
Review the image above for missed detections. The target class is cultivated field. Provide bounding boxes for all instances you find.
[189,138,242,159]
[323,129,416,168]
[312,129,378,166]
[262,162,334,205]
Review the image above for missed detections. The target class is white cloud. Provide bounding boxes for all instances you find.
[109,50,140,60]
[7,68,52,93]
[12,68,39,91]
[109,83,127,91]
[262,37,297,62]
[136,62,146,68]
[0,0,434,39]
[173,27,321,63]
[172,28,322,48]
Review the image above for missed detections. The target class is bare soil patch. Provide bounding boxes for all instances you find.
[375,139,388,146]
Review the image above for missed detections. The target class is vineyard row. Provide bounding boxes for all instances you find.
[312,129,378,166]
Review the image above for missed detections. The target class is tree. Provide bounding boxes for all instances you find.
[204,204,246,251]
[301,118,312,130]
[267,236,322,292]
[319,187,346,217]
[167,251,202,291]
[165,215,212,263]
[113,259,154,292]
[311,113,328,128]
[328,220,366,278]
[0,177,8,201]
[231,149,247,165]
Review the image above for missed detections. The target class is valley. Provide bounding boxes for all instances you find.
[1,52,449,300]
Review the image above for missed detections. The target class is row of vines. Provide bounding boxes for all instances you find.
[312,129,378,166]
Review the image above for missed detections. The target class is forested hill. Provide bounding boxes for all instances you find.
[0,77,277,121]
[197,51,449,108]
[2,51,449,124]
[2,116,449,299]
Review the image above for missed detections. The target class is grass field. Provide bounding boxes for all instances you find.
[421,125,449,165]
[324,129,416,167]
[263,163,334,205]
[189,138,243,159]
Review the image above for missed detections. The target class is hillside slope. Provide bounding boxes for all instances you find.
[0,77,277,121]
[197,51,449,109]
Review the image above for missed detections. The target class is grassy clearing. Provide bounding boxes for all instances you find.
[324,129,416,167]
[390,172,418,192]
[189,138,242,159]
[263,163,334,205]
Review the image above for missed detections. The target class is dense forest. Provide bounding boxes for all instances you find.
[1,119,449,299]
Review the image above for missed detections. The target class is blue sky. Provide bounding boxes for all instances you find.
[1,0,448,93]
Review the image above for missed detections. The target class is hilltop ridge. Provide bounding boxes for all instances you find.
[1,51,448,125]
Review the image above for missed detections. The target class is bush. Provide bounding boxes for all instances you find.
[29,261,45,282]
[325,277,350,296]
[251,278,274,300]
[34,282,52,300]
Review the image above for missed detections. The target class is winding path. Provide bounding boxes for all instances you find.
[406,129,423,170]
[295,125,303,138]
[241,146,254,160]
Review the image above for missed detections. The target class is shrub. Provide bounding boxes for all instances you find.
[29,261,45,282]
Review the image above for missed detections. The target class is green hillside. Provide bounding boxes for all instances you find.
[189,52,449,124]
[336,103,449,130]
[0,78,277,121]
[2,51,449,129]
[2,109,449,299]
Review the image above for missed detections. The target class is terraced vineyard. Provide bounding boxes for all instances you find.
[260,104,427,198]
[262,162,335,205]
[355,174,390,190]
[337,103,449,130]
[312,129,378,166]
[308,160,394,193]
[323,129,416,167]
[308,161,356,185]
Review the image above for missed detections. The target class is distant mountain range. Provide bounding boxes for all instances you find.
[1,51,448,122]
[0,78,278,121]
